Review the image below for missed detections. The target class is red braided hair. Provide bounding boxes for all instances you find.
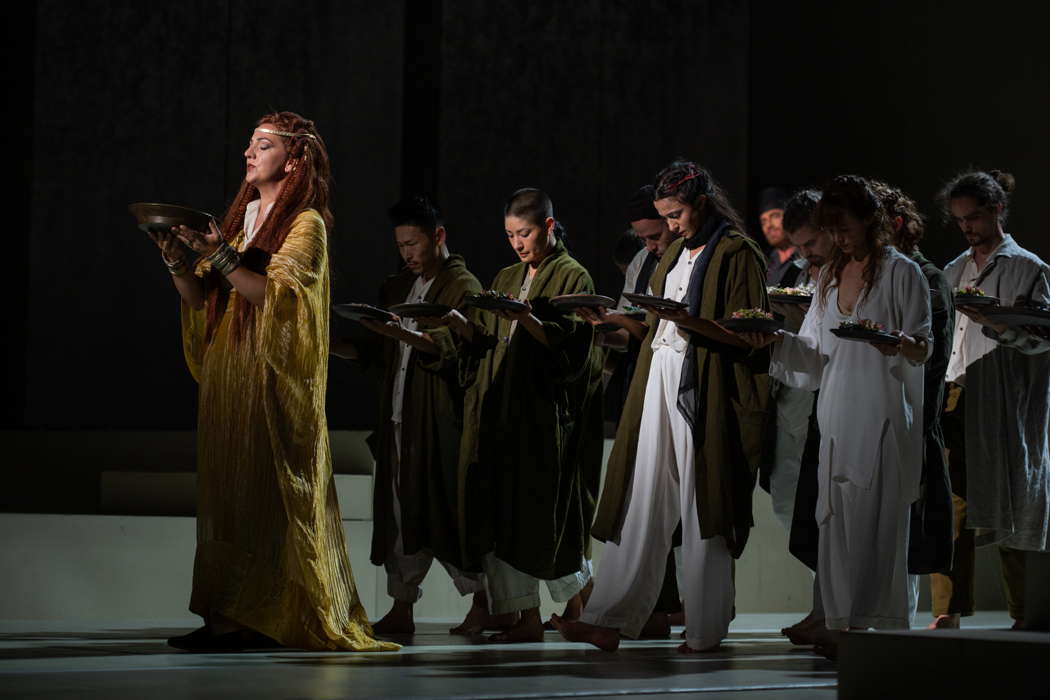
[203,112,333,343]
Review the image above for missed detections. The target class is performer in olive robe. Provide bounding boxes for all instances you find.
[557,161,770,653]
[331,195,489,635]
[443,188,604,643]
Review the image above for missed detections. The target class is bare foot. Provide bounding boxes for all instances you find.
[639,611,671,638]
[488,608,544,643]
[927,614,960,630]
[811,627,843,660]
[783,612,826,645]
[449,591,520,635]
[543,579,595,630]
[552,615,620,651]
[372,601,415,635]
[677,641,720,654]
[781,610,821,636]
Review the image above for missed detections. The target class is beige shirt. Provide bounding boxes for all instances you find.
[391,275,435,424]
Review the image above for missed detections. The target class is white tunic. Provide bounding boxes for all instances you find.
[770,246,932,629]
[771,247,932,519]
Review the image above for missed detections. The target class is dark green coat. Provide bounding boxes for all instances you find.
[590,232,771,558]
[458,241,604,579]
[368,254,482,568]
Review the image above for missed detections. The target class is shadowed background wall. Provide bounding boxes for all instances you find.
[4,1,1048,517]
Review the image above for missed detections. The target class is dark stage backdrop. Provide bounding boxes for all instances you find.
[20,0,405,431]
[8,0,1050,439]
[9,0,749,435]
[748,2,1050,267]
[432,1,749,301]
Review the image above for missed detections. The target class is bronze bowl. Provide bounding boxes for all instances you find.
[129,202,215,234]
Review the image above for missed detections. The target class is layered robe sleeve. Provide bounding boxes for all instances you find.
[182,208,397,652]
[458,245,604,578]
[769,293,827,392]
[592,232,771,558]
[382,259,482,566]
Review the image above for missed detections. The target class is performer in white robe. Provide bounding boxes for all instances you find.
[743,177,932,645]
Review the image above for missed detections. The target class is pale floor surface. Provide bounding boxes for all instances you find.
[0,612,1013,699]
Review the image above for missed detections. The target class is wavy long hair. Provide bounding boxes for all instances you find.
[205,111,332,342]
[870,180,925,255]
[815,175,893,307]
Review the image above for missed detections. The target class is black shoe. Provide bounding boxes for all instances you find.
[168,627,282,653]
[167,626,218,651]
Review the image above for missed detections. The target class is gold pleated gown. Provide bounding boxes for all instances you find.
[181,209,398,652]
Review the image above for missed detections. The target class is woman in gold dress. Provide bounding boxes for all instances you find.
[148,111,398,652]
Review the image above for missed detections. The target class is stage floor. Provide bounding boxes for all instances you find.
[0,613,1012,699]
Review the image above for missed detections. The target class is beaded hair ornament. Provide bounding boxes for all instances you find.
[257,127,317,140]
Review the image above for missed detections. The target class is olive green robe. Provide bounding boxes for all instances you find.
[591,232,771,559]
[367,254,482,569]
[458,241,604,579]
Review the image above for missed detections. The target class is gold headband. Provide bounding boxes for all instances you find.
[256,127,317,140]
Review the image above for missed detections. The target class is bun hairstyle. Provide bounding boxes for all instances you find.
[815,174,893,306]
[869,180,925,255]
[782,189,821,234]
[388,194,443,236]
[504,187,567,242]
[209,111,332,343]
[652,160,745,234]
[938,168,1016,223]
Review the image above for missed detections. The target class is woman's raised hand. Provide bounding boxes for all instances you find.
[175,220,224,257]
[147,228,185,264]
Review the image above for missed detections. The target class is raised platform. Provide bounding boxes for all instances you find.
[839,627,1050,699]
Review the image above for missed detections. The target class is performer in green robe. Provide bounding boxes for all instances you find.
[557,161,770,653]
[331,196,488,635]
[443,188,604,643]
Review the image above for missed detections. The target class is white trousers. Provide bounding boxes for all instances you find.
[770,385,815,531]
[386,422,484,602]
[818,458,911,630]
[581,346,734,650]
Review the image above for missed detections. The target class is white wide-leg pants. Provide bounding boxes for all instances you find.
[581,346,734,650]
[817,449,911,630]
